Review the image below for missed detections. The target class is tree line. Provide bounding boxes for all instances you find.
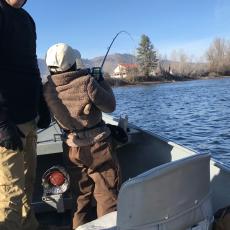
[124,35,230,82]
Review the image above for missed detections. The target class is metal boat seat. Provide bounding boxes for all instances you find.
[76,153,213,230]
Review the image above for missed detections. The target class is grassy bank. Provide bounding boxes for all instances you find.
[105,74,230,87]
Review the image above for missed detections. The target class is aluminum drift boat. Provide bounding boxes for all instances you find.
[34,114,230,229]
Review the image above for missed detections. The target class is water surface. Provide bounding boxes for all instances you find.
[112,77,230,167]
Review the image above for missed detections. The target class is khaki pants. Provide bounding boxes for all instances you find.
[0,120,38,230]
[63,137,121,229]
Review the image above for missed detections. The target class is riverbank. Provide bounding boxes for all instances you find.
[106,75,230,87]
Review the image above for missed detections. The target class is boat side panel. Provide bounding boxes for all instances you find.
[117,131,173,182]
[210,162,230,212]
[117,129,198,183]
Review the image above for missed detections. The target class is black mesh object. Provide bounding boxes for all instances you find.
[37,92,51,129]
[107,124,128,144]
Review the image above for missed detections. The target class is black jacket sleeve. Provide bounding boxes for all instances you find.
[0,9,6,124]
[0,75,9,125]
[0,7,2,32]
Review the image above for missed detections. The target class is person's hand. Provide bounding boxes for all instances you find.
[83,103,92,115]
[65,133,78,147]
[0,121,24,151]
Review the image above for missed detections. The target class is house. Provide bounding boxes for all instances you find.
[111,63,138,78]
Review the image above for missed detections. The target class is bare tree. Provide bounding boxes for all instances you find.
[170,50,193,77]
[126,66,139,82]
[206,38,230,74]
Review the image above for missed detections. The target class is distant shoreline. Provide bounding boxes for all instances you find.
[110,75,230,88]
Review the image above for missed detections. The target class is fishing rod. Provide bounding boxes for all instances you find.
[101,30,133,69]
[91,30,134,81]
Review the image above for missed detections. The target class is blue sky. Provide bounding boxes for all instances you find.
[25,0,230,60]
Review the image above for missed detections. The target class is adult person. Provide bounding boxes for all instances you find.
[44,43,121,229]
[0,0,51,229]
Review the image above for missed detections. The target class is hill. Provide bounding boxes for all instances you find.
[38,53,136,82]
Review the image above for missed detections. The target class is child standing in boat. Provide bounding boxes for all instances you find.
[43,43,120,229]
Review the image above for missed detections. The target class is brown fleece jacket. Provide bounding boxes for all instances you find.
[43,69,116,131]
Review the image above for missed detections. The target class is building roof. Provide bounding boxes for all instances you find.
[119,63,138,68]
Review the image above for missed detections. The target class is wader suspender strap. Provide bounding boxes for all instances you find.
[53,115,104,141]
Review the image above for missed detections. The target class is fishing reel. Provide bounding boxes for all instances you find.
[90,67,104,82]
[41,165,70,212]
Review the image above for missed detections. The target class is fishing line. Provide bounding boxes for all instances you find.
[100,30,135,69]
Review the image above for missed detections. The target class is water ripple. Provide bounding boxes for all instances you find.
[112,78,230,167]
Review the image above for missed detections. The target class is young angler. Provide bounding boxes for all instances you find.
[44,43,121,229]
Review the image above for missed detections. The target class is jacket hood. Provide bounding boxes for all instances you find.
[48,69,91,87]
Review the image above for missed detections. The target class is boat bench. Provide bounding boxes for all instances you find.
[76,153,213,230]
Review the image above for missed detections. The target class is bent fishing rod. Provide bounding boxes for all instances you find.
[101,30,133,68]
[91,30,134,81]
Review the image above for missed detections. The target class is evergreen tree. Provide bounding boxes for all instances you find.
[136,34,158,77]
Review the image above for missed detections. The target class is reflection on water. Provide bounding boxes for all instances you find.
[112,77,230,167]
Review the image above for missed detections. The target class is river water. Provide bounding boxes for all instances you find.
[112,77,230,167]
